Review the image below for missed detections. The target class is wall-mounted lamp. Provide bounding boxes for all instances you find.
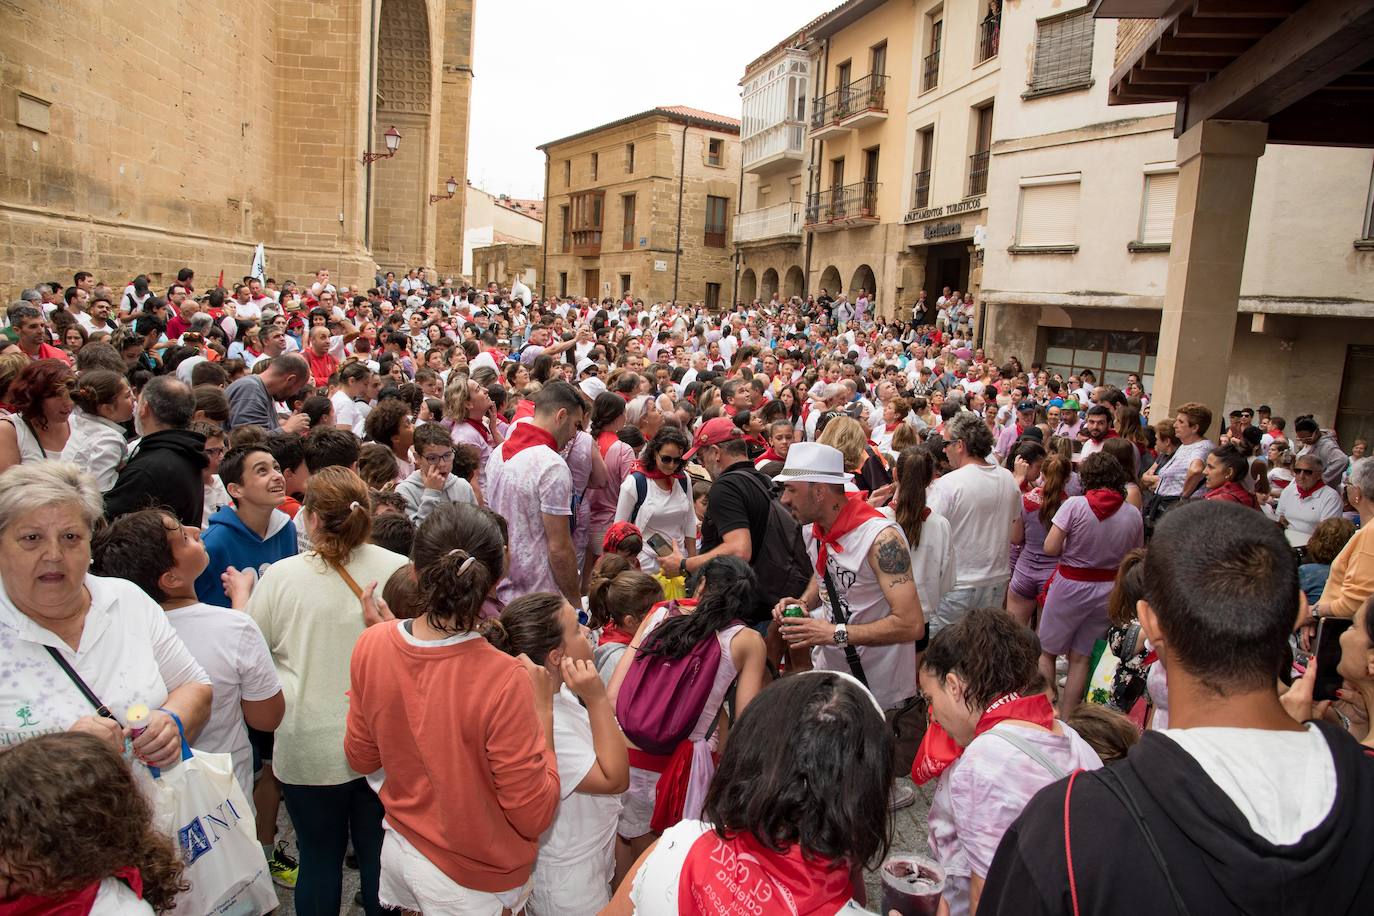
[362,126,402,164]
[429,175,459,204]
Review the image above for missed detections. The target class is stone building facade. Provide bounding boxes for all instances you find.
[0,0,473,295]
[540,108,740,307]
[472,241,541,289]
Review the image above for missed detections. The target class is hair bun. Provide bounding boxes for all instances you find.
[479,617,510,653]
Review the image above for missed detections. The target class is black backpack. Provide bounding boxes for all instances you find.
[728,467,813,622]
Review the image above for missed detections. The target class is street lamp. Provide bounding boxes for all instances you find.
[429,176,459,204]
[362,126,402,164]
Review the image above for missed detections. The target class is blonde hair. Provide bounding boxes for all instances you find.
[303,466,372,565]
[817,416,869,471]
[443,372,476,420]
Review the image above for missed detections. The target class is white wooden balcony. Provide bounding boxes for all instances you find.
[735,201,804,245]
[742,120,806,175]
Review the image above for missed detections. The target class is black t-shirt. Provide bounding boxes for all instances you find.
[700,460,772,561]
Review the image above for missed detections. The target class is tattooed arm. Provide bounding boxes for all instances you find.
[847,526,926,647]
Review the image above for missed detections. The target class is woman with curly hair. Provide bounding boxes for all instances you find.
[0,358,76,471]
[0,732,190,913]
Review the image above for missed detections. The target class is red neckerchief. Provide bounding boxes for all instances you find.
[1206,481,1258,508]
[463,417,493,445]
[756,447,784,464]
[1,867,143,916]
[912,692,1056,784]
[678,830,852,916]
[812,494,884,577]
[885,420,902,433]
[1296,479,1326,499]
[1022,485,1044,514]
[500,421,555,461]
[1084,488,1125,520]
[598,622,633,646]
[597,429,621,457]
[513,398,536,421]
[724,404,738,417]
[638,463,687,484]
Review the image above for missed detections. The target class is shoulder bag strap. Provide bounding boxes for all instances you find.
[987,727,1067,779]
[1091,767,1192,915]
[820,566,868,687]
[45,646,116,719]
[21,416,48,459]
[328,558,366,600]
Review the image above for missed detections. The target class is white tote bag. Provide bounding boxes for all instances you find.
[147,736,278,916]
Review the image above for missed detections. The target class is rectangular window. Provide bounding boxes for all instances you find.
[626,142,635,174]
[1138,169,1178,245]
[705,195,729,247]
[870,42,887,77]
[560,205,570,252]
[620,274,632,296]
[590,152,599,180]
[707,137,724,167]
[831,157,845,191]
[558,271,568,297]
[1016,176,1081,248]
[977,1,1001,62]
[1364,164,1374,239]
[570,190,605,255]
[706,282,722,310]
[1028,8,1094,95]
[563,160,571,186]
[622,193,637,250]
[969,104,993,197]
[836,60,852,89]
[912,126,934,209]
[1042,327,1157,392]
[924,17,942,91]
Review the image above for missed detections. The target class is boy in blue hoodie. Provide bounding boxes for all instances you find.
[194,444,299,606]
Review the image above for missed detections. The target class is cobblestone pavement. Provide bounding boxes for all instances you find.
[271,777,932,914]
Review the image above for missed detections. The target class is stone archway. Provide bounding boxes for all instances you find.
[784,265,805,298]
[849,264,876,299]
[761,268,779,302]
[371,0,434,273]
[740,268,757,304]
[818,265,842,298]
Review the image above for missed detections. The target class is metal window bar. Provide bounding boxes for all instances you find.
[806,180,880,225]
[968,152,990,197]
[912,170,931,209]
[810,73,888,129]
[923,50,940,91]
[977,15,1000,63]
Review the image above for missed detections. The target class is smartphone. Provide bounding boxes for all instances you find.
[1313,617,1353,702]
[646,533,673,557]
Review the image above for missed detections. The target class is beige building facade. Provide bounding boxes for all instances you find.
[0,0,473,295]
[981,0,1374,440]
[462,184,543,279]
[540,108,740,307]
[471,241,540,289]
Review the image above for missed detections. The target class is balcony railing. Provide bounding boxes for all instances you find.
[571,230,602,256]
[976,16,1000,63]
[742,120,807,170]
[735,201,804,243]
[968,151,990,197]
[923,49,940,91]
[810,73,888,130]
[911,170,931,210]
[805,180,880,227]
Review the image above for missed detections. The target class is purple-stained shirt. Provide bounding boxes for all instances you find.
[1052,495,1144,569]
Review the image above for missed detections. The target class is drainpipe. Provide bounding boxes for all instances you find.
[363,0,379,250]
[732,146,744,308]
[803,36,828,298]
[540,153,550,299]
[672,123,688,305]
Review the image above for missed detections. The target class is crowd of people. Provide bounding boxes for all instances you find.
[0,265,1371,915]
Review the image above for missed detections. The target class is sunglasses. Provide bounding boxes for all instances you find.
[658,454,684,466]
[1295,468,1319,476]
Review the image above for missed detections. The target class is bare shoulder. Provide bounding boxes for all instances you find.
[872,526,912,574]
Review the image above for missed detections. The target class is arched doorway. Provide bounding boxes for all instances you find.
[819,266,842,297]
[849,264,876,299]
[761,268,779,303]
[784,265,804,298]
[739,268,757,304]
[371,0,433,272]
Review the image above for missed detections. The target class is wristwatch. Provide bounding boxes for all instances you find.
[833,623,849,647]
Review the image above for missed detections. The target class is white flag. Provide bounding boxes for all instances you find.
[250,244,266,283]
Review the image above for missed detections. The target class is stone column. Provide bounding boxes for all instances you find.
[1150,119,1267,425]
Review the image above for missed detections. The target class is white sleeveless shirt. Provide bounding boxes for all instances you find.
[805,514,916,710]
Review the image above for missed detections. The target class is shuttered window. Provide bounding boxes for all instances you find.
[1029,8,1094,94]
[1139,171,1178,245]
[1017,178,1080,247]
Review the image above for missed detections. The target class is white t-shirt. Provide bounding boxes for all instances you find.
[470,350,499,374]
[1162,724,1335,845]
[928,461,1021,588]
[0,575,210,750]
[613,474,695,575]
[538,686,622,868]
[330,390,367,437]
[165,602,282,798]
[233,300,262,321]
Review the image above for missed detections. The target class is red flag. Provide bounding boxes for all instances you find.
[216,269,225,290]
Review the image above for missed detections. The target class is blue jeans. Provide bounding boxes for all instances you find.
[930,581,1008,637]
[281,778,386,916]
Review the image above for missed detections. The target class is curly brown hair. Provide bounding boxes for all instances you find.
[1305,517,1356,566]
[0,733,187,911]
[921,605,1046,711]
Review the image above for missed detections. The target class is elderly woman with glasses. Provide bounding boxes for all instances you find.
[1276,452,1344,549]
[0,462,211,765]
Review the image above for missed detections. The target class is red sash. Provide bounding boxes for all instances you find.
[1037,562,1119,604]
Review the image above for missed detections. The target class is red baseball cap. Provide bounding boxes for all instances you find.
[684,417,743,459]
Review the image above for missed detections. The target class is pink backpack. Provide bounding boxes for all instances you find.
[615,602,732,756]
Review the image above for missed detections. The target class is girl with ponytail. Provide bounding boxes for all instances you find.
[64,368,134,490]
[482,591,631,914]
[587,553,664,685]
[343,501,562,913]
[605,555,769,881]
[245,466,411,913]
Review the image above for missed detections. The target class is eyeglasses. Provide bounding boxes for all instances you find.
[204,447,227,459]
[423,451,454,463]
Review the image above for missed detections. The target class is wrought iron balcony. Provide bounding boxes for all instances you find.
[805,180,880,230]
[911,170,931,210]
[976,15,1000,63]
[923,49,941,92]
[968,151,990,197]
[809,74,889,135]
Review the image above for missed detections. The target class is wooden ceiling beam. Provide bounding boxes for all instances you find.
[1140,50,1228,71]
[1190,0,1303,18]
